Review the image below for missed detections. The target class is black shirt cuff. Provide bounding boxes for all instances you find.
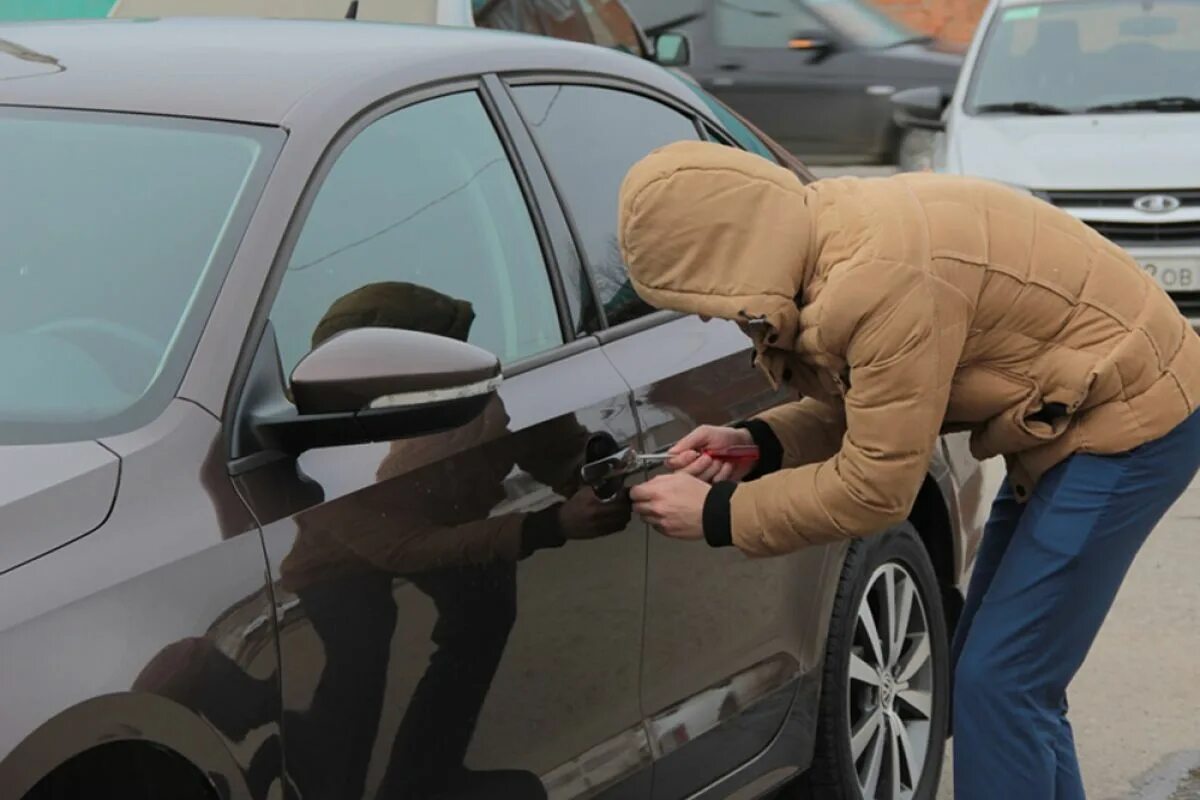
[519,504,567,559]
[732,418,783,480]
[703,481,737,548]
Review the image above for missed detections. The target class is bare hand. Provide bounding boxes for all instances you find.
[667,425,756,484]
[557,487,632,540]
[630,472,709,541]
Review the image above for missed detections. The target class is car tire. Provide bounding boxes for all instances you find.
[894,128,934,173]
[790,524,950,800]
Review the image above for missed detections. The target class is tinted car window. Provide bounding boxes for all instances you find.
[473,0,525,32]
[716,0,825,47]
[683,83,779,162]
[0,110,271,442]
[476,0,594,44]
[475,0,646,55]
[512,85,700,327]
[713,107,775,160]
[577,0,643,53]
[271,91,561,379]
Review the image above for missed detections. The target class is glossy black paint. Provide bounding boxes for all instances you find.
[0,19,986,800]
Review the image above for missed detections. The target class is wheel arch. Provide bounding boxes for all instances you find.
[908,474,965,634]
[0,693,251,800]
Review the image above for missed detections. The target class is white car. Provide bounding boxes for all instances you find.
[893,0,1200,322]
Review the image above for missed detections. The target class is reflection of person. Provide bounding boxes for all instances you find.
[615,141,1200,799]
[133,281,630,800]
[132,634,284,798]
[287,282,630,576]
[280,281,631,800]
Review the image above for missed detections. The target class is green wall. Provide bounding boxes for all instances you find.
[0,0,117,20]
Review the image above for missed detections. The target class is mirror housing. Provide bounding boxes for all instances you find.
[654,31,691,67]
[290,327,499,414]
[788,31,837,60]
[892,86,948,131]
[248,327,501,456]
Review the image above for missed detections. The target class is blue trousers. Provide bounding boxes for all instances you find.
[952,411,1200,799]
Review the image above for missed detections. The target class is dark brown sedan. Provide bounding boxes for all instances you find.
[0,18,987,800]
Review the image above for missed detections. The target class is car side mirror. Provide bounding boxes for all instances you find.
[249,327,501,455]
[892,86,948,131]
[290,327,499,414]
[654,32,691,67]
[788,31,837,60]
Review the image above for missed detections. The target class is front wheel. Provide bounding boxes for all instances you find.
[791,525,950,800]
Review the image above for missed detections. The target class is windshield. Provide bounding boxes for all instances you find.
[0,110,274,444]
[967,0,1200,114]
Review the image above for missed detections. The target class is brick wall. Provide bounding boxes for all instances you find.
[871,0,990,49]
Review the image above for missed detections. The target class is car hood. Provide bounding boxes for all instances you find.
[952,112,1200,189]
[0,442,119,574]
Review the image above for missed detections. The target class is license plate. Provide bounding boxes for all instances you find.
[1139,258,1200,292]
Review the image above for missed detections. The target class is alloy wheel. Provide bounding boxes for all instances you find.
[846,561,936,800]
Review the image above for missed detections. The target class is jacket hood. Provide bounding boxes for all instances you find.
[618,141,814,351]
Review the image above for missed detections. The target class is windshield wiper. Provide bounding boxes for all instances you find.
[974,101,1072,115]
[1085,96,1200,113]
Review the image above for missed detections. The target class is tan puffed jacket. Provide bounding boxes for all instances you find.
[618,141,1200,556]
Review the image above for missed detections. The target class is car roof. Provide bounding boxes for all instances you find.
[0,18,693,125]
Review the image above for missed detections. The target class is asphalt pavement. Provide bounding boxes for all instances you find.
[806,162,1200,798]
[934,459,1200,799]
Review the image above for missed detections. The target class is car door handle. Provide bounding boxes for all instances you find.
[717,62,743,71]
[582,434,640,501]
[580,443,676,501]
[581,445,760,494]
[581,447,645,493]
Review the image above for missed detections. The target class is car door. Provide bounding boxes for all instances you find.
[228,84,653,800]
[504,78,833,798]
[696,0,874,157]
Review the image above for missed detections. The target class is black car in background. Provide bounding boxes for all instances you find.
[625,0,961,167]
[0,19,986,800]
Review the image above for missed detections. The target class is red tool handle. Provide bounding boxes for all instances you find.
[703,445,760,464]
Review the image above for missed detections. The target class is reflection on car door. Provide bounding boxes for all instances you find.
[605,318,837,799]
[507,79,833,797]
[230,88,651,800]
[701,0,873,156]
